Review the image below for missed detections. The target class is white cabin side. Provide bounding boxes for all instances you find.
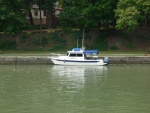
[67,51,86,60]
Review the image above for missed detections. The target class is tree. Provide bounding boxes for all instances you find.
[35,0,57,47]
[23,0,37,26]
[0,0,58,34]
[58,0,117,30]
[115,0,150,30]
[0,0,28,34]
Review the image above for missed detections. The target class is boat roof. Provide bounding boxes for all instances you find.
[84,50,99,55]
[73,48,81,51]
[68,48,99,55]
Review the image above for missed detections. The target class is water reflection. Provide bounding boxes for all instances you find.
[51,65,108,77]
[50,66,108,90]
[0,64,150,113]
[48,65,108,113]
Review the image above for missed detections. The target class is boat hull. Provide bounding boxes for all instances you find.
[51,58,107,66]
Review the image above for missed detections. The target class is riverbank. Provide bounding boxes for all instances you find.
[0,55,149,64]
[0,29,150,52]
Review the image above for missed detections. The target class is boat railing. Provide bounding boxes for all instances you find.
[48,53,60,58]
[86,54,99,60]
[49,53,66,58]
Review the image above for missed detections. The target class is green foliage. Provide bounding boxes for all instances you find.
[48,31,66,47]
[41,37,48,46]
[93,34,108,51]
[127,42,135,49]
[115,0,150,30]
[48,31,59,40]
[20,34,30,40]
[0,40,16,49]
[32,37,40,46]
[0,30,149,51]
[0,0,28,34]
[115,6,140,30]
[40,0,57,10]
[137,33,150,42]
[110,45,119,50]
[121,32,135,49]
[49,45,65,51]
[59,0,117,29]
[32,36,48,47]
[0,0,57,34]
[33,37,48,46]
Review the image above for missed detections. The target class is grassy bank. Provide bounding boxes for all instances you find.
[0,29,150,54]
[0,50,148,57]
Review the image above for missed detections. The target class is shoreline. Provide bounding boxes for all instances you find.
[0,55,150,64]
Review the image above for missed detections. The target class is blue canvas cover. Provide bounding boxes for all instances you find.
[73,48,80,51]
[84,50,99,55]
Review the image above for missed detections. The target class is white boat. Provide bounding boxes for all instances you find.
[49,48,109,66]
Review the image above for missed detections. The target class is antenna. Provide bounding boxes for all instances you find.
[81,26,86,50]
[82,27,85,48]
[77,38,78,48]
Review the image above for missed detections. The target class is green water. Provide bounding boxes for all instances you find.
[0,64,150,113]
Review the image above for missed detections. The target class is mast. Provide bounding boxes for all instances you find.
[77,38,78,48]
[82,26,85,49]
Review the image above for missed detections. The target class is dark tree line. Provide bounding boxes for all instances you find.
[0,0,150,34]
[59,0,150,31]
[0,0,57,34]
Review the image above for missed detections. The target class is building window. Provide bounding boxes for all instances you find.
[34,11,38,16]
[44,10,47,17]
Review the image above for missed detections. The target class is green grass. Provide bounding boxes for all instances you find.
[0,50,50,55]
[99,50,147,56]
[0,49,147,57]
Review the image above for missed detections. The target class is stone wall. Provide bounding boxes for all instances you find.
[0,56,52,64]
[0,56,150,64]
[109,56,150,64]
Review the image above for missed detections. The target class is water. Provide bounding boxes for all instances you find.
[0,64,150,113]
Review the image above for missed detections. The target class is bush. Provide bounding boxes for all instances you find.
[121,32,135,49]
[93,34,108,51]
[137,34,150,42]
[110,45,119,50]
[20,34,30,40]
[41,37,48,46]
[32,37,40,46]
[0,40,16,49]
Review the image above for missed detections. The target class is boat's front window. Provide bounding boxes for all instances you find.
[77,54,83,57]
[69,53,83,57]
[69,54,76,57]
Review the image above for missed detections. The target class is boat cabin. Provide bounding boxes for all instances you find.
[67,48,99,60]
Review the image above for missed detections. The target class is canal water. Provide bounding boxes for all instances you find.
[0,64,150,113]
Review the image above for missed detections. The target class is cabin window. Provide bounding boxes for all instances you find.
[77,54,82,57]
[69,54,76,57]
